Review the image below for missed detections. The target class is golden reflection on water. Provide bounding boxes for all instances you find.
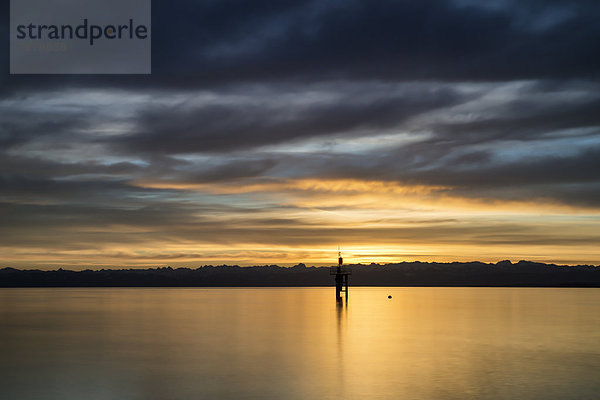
[1,287,599,400]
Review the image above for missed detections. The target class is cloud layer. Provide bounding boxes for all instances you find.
[1,0,599,267]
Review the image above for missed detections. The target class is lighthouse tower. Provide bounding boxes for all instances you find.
[331,247,351,302]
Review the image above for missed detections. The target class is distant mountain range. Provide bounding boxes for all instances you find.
[1,260,599,287]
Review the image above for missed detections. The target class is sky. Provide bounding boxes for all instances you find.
[1,0,600,268]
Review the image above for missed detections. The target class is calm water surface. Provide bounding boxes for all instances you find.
[1,287,599,400]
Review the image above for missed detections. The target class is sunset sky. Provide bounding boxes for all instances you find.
[1,0,600,268]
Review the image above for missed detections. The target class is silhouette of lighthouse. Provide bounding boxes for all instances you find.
[331,247,351,302]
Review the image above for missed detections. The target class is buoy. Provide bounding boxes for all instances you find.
[388,295,392,299]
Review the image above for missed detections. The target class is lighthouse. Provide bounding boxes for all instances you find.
[331,248,351,302]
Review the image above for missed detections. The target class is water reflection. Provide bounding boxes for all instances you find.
[335,299,348,398]
[0,288,599,400]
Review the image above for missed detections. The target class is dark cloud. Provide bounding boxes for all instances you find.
[0,154,142,178]
[429,97,600,146]
[110,85,464,154]
[146,0,600,83]
[2,0,600,95]
[0,175,161,205]
[419,147,600,188]
[290,143,600,207]
[0,110,92,151]
[181,158,279,182]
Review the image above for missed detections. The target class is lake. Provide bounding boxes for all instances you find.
[1,287,599,399]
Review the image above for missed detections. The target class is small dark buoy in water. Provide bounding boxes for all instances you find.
[388,295,392,299]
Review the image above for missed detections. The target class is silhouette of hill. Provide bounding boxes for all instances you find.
[1,260,599,287]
